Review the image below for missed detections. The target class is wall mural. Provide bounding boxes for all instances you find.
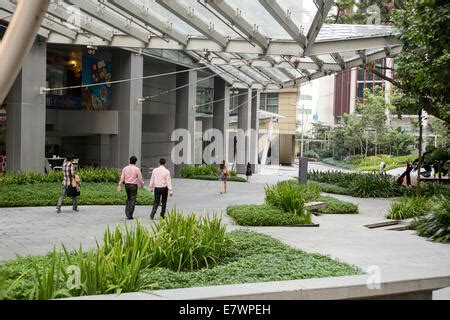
[81,56,112,111]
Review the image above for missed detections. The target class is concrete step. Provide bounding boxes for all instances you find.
[364,220,400,229]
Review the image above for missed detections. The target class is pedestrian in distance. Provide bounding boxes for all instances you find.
[219,160,229,194]
[56,155,79,213]
[149,158,173,220]
[245,162,253,182]
[117,156,144,220]
[397,161,413,186]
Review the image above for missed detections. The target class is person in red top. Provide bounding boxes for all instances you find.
[117,156,144,220]
[148,158,173,220]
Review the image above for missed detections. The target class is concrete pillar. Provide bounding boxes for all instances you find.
[236,89,252,173]
[109,50,143,169]
[175,67,197,176]
[250,90,260,173]
[213,77,230,164]
[6,40,46,173]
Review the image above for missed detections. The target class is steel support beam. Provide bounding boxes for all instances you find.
[66,0,150,43]
[109,0,188,45]
[258,0,307,49]
[46,1,113,42]
[205,0,269,50]
[155,0,228,48]
[304,0,334,55]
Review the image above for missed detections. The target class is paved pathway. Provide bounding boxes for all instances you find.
[1,165,449,299]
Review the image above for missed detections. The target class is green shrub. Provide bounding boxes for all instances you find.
[309,181,353,196]
[265,181,320,215]
[0,167,121,186]
[1,231,362,299]
[0,183,153,207]
[387,197,434,220]
[412,198,450,243]
[317,196,359,214]
[188,175,246,182]
[180,164,219,178]
[148,211,228,272]
[304,150,320,159]
[227,204,312,226]
[308,171,402,198]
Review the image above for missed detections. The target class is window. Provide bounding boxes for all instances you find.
[196,87,214,114]
[260,93,279,114]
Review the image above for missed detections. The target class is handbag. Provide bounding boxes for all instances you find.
[66,185,80,197]
[67,164,81,196]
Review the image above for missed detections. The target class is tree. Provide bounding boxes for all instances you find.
[328,0,401,24]
[392,0,450,123]
[359,87,388,156]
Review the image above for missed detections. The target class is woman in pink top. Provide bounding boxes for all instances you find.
[117,156,144,220]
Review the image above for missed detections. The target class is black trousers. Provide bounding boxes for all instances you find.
[125,184,138,219]
[151,187,168,218]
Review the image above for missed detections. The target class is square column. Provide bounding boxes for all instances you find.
[212,77,230,164]
[6,41,46,173]
[236,89,252,174]
[175,67,197,176]
[110,51,143,169]
[250,90,260,173]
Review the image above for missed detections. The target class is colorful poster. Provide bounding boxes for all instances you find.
[81,56,112,110]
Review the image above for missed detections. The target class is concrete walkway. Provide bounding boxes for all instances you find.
[0,165,449,299]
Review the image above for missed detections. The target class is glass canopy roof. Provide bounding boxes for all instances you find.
[1,0,403,89]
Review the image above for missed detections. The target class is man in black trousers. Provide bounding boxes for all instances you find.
[148,158,173,220]
[117,156,144,220]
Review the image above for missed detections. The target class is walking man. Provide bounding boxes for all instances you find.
[149,158,173,220]
[117,156,144,220]
[56,155,78,213]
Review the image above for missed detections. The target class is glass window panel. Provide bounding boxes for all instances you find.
[277,0,318,32]
[223,0,290,39]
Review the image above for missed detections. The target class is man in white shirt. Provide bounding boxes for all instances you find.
[148,158,173,220]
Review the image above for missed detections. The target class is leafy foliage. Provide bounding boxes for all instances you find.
[411,197,450,243]
[393,0,450,122]
[0,167,121,186]
[317,196,359,214]
[308,170,403,198]
[180,164,238,179]
[387,196,434,220]
[186,175,246,182]
[227,204,312,226]
[1,231,362,299]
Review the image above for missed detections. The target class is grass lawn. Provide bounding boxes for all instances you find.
[0,231,362,299]
[0,183,153,207]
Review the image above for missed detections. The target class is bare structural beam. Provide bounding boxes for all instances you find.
[280,45,402,89]
[258,0,307,49]
[155,0,228,48]
[109,0,188,45]
[304,0,334,55]
[205,0,269,50]
[66,0,151,43]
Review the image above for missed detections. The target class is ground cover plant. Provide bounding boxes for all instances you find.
[0,223,362,300]
[317,196,359,214]
[0,183,153,207]
[227,205,310,226]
